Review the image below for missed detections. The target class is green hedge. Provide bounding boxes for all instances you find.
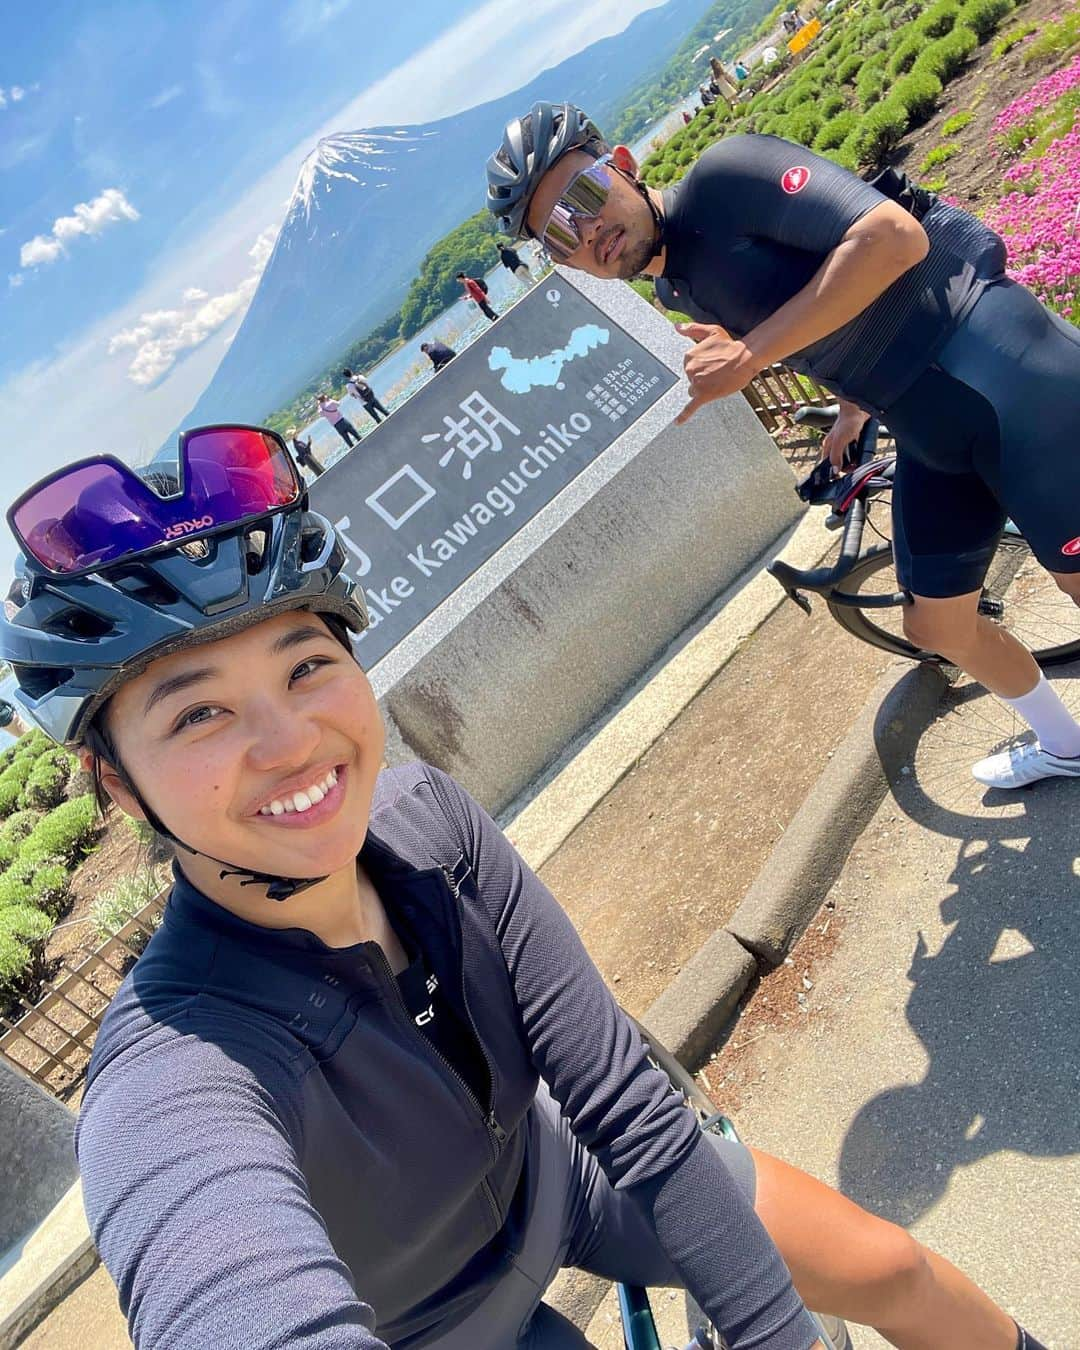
[0,758,34,816]
[819,91,847,119]
[959,0,1012,41]
[18,794,99,867]
[21,748,74,812]
[917,0,961,37]
[849,99,911,164]
[891,69,944,122]
[784,103,825,146]
[889,33,927,75]
[857,61,888,109]
[0,904,51,995]
[836,53,864,84]
[914,24,979,79]
[0,859,70,918]
[813,109,861,150]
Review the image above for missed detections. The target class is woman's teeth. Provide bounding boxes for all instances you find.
[259,768,338,816]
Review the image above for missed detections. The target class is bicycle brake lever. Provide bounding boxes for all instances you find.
[785,588,813,615]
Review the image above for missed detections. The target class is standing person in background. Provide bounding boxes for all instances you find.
[316,393,362,448]
[285,426,326,478]
[421,339,457,372]
[343,369,389,425]
[0,699,29,739]
[456,271,499,322]
[734,60,750,81]
[499,243,533,284]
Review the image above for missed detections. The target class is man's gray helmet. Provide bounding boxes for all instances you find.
[1,504,369,748]
[486,101,606,240]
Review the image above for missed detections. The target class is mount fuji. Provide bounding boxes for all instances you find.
[177,0,713,429]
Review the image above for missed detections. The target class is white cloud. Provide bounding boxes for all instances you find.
[108,225,277,385]
[281,0,351,42]
[8,273,24,289]
[18,187,140,271]
[147,83,183,110]
[1,83,37,110]
[10,87,26,102]
[0,91,5,110]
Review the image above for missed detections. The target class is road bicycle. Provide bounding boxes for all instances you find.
[616,1016,853,1350]
[767,407,1080,667]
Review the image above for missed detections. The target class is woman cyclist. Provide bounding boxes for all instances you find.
[0,425,1043,1349]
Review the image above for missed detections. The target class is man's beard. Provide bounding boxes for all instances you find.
[613,230,657,279]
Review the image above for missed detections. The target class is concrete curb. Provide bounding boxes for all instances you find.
[640,659,949,1068]
[505,508,837,871]
[0,1184,95,1350]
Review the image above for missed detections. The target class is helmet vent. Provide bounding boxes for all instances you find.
[112,571,180,607]
[15,664,74,700]
[43,607,113,640]
[244,528,268,574]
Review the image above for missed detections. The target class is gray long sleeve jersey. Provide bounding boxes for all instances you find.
[76,763,819,1349]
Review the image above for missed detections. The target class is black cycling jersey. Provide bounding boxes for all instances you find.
[656,135,1007,413]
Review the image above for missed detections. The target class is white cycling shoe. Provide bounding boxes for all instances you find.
[972,740,1080,789]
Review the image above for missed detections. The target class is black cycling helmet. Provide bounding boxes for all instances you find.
[486,101,607,240]
[1,481,369,901]
[2,505,368,749]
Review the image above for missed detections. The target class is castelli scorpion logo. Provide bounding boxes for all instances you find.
[164,514,214,540]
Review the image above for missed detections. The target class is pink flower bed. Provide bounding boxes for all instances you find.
[992,51,1080,135]
[982,68,1080,319]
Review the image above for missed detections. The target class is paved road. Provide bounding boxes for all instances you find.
[692,666,1080,1348]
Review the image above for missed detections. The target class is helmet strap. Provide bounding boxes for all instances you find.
[118,769,328,903]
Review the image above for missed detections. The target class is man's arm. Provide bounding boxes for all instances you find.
[676,202,928,423]
[742,201,929,370]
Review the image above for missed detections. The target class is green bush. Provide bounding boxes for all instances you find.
[819,91,847,119]
[849,99,911,164]
[21,748,74,812]
[785,103,825,146]
[1021,7,1080,63]
[892,69,944,122]
[12,730,52,763]
[921,142,961,170]
[0,903,51,1002]
[18,794,99,867]
[991,20,1036,57]
[857,63,887,109]
[959,0,1012,41]
[0,757,35,816]
[942,109,976,134]
[914,25,978,80]
[889,33,927,75]
[917,0,961,37]
[813,109,861,150]
[836,53,864,84]
[824,132,863,171]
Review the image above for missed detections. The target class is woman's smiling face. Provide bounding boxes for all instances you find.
[101,611,383,888]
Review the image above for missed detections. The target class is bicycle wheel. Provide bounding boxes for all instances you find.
[629,1018,855,1350]
[827,537,1080,667]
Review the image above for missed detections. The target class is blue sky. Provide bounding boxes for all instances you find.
[0,0,666,577]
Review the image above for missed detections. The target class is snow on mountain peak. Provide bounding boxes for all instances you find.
[289,129,433,225]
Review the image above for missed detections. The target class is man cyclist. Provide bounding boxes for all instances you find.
[486,103,1080,790]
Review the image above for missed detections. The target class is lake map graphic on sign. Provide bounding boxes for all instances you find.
[488,323,610,394]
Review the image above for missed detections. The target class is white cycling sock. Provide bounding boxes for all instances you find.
[1001,673,1080,758]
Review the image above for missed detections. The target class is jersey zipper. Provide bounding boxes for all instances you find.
[440,864,506,1148]
[369,939,504,1229]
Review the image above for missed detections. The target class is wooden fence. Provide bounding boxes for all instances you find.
[0,893,166,1097]
[743,364,836,433]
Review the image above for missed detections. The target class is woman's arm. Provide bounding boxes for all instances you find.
[426,768,821,1350]
[77,1027,389,1349]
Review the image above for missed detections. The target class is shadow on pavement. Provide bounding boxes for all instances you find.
[838,673,1080,1226]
